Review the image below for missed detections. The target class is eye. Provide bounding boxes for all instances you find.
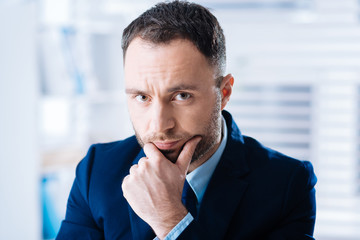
[135,95,150,103]
[174,92,191,101]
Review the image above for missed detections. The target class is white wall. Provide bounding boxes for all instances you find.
[0,2,41,240]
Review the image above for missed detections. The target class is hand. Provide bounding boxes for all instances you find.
[121,136,201,239]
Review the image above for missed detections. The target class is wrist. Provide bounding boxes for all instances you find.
[151,205,188,239]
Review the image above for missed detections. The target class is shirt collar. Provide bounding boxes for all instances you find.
[186,116,228,203]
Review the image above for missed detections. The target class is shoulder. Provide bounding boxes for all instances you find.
[67,136,141,230]
[223,111,315,182]
[75,136,141,188]
[241,135,317,189]
[80,135,139,165]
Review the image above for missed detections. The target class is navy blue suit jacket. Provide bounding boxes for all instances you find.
[57,111,317,239]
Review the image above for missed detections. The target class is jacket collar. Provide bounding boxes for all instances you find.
[221,110,249,177]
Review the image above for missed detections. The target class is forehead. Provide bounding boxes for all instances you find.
[124,37,215,88]
[124,37,207,64]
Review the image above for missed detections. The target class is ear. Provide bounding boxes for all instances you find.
[220,74,234,110]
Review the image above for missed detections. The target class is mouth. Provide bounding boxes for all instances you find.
[153,140,181,151]
[151,136,201,163]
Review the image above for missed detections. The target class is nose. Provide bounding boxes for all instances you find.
[150,101,175,133]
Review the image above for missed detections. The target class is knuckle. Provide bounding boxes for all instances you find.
[129,164,138,174]
[138,157,148,167]
[122,175,129,188]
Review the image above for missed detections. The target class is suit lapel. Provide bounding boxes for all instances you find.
[196,111,250,239]
[127,149,156,240]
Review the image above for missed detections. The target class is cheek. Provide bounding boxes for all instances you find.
[177,97,217,133]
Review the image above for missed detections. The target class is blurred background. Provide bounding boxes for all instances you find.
[1,0,360,239]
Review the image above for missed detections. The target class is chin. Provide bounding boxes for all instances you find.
[160,149,180,163]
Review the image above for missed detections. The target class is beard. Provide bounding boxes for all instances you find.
[134,92,222,164]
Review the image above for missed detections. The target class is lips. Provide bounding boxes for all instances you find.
[153,140,181,150]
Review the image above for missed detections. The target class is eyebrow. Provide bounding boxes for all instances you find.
[125,84,199,95]
[125,89,147,95]
[166,84,199,93]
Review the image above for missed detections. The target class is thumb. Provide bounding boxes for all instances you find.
[176,136,202,173]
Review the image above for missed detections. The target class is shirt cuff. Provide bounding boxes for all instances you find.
[153,212,194,240]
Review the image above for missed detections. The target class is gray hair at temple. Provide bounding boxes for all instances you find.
[121,0,226,84]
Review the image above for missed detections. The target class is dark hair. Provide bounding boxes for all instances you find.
[121,0,226,81]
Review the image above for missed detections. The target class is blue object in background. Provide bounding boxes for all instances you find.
[42,175,62,239]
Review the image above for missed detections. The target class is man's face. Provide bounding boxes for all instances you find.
[124,38,223,165]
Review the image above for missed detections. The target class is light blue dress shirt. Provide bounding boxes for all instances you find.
[156,117,228,240]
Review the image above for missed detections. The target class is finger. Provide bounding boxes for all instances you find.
[143,143,165,160]
[121,174,130,193]
[122,174,130,185]
[129,164,138,175]
[176,136,201,173]
[137,157,148,167]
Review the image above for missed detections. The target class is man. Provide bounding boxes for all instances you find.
[57,1,317,239]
